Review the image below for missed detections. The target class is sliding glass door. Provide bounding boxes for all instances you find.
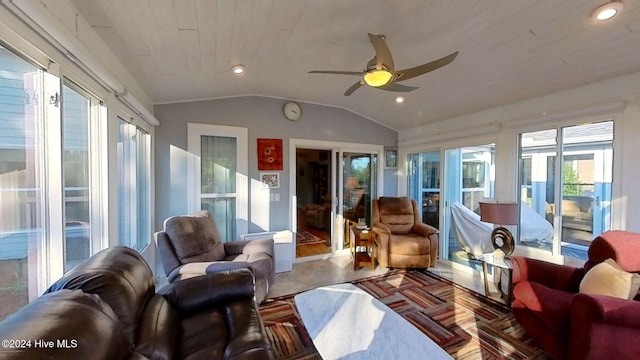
[117,119,151,252]
[341,152,377,248]
[407,145,495,265]
[518,121,613,259]
[0,46,108,318]
[0,47,43,317]
[407,151,441,229]
[61,83,94,272]
[442,145,495,264]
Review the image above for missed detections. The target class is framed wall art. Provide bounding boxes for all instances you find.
[384,147,398,169]
[257,138,283,170]
[260,172,280,189]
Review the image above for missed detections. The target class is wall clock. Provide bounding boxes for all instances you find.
[283,101,302,121]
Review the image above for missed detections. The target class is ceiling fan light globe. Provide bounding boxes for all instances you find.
[363,69,393,87]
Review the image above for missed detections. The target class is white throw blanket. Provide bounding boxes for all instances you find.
[450,202,553,258]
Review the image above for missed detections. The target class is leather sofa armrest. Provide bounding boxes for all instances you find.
[372,223,391,235]
[569,293,640,360]
[225,238,275,258]
[512,256,584,292]
[158,268,255,316]
[413,223,438,237]
[167,261,250,282]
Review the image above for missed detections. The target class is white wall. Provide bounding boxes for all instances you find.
[153,96,399,233]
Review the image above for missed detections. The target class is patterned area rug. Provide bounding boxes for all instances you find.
[260,270,550,360]
[295,227,325,245]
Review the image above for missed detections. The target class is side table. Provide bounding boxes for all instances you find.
[479,253,513,304]
[349,225,376,271]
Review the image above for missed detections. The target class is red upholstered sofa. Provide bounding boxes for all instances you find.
[511,231,640,360]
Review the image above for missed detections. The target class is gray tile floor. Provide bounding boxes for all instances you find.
[267,254,497,302]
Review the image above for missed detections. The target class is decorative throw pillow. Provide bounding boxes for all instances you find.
[579,258,640,300]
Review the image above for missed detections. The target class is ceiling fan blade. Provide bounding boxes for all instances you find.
[308,70,363,76]
[367,33,394,72]
[379,82,418,92]
[395,51,459,81]
[344,81,363,96]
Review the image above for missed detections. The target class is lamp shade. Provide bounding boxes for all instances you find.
[479,202,518,225]
[345,177,360,189]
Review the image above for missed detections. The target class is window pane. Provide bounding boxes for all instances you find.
[461,146,494,210]
[519,129,557,250]
[444,144,494,264]
[407,151,441,229]
[200,134,238,241]
[343,153,375,224]
[117,119,151,251]
[560,121,613,258]
[202,198,236,240]
[62,84,91,271]
[201,136,236,194]
[519,122,613,260]
[0,45,42,319]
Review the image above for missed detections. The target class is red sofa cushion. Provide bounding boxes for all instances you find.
[513,280,574,333]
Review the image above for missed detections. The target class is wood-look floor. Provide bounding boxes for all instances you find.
[296,210,331,258]
[296,242,331,257]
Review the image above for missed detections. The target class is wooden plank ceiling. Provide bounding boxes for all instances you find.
[70,0,640,130]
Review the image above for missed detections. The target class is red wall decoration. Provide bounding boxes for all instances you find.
[257,138,283,170]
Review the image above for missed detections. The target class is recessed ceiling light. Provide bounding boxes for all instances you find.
[395,96,405,103]
[231,64,245,75]
[593,1,623,21]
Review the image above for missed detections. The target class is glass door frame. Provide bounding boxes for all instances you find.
[289,139,383,260]
[402,144,496,264]
[339,150,379,250]
[517,121,614,260]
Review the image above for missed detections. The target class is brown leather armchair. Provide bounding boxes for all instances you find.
[372,197,439,268]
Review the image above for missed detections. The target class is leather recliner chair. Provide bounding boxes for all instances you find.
[512,231,640,360]
[155,210,275,304]
[0,246,275,360]
[372,196,439,268]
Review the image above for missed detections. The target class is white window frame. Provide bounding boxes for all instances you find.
[116,117,152,252]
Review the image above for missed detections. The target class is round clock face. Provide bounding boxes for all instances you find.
[283,101,302,121]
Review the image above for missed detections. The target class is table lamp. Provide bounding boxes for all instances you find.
[479,202,518,258]
[345,177,359,189]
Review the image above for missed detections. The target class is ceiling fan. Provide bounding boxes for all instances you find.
[309,33,459,96]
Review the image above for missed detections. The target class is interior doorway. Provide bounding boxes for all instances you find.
[290,139,384,262]
[295,148,332,258]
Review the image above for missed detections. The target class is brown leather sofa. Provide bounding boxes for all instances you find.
[372,196,439,268]
[155,210,275,303]
[0,246,275,360]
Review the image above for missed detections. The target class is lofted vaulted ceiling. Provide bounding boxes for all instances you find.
[71,0,640,131]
